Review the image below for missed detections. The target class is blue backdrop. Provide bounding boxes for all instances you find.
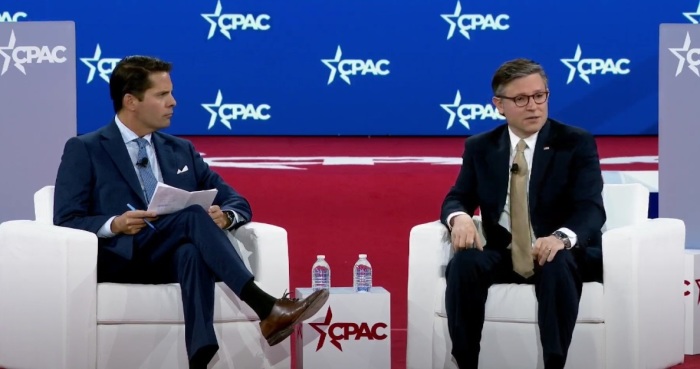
[1,0,695,135]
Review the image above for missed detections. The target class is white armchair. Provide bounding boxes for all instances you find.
[407,183,685,369]
[0,186,291,369]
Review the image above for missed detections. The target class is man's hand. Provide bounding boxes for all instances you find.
[111,210,158,235]
[532,236,565,266]
[208,205,230,229]
[450,214,484,251]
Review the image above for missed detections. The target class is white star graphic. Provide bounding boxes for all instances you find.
[321,45,350,85]
[0,30,20,75]
[669,32,698,76]
[441,90,471,130]
[80,44,102,83]
[202,90,232,129]
[560,45,589,84]
[684,1,700,23]
[202,0,229,40]
[441,1,464,40]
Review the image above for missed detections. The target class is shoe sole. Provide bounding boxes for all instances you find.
[266,289,330,346]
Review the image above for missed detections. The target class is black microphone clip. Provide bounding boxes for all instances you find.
[510,163,519,174]
[136,157,149,167]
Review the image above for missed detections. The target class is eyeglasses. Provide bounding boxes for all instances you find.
[496,91,549,107]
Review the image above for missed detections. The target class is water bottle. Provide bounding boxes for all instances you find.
[311,255,331,291]
[353,254,372,292]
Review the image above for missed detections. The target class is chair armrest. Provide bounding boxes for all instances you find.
[229,222,290,297]
[407,216,484,369]
[407,221,450,369]
[0,220,98,369]
[603,218,685,369]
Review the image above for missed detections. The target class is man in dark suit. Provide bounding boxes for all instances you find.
[54,55,329,369]
[440,58,606,369]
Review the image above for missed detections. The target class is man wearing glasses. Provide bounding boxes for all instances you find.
[440,58,606,369]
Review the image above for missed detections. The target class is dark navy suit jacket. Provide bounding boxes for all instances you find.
[440,119,606,254]
[53,121,252,261]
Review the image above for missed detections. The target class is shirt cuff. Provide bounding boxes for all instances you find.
[97,216,117,238]
[446,211,468,231]
[556,227,578,247]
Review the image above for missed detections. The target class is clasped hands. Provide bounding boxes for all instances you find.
[110,205,231,235]
[449,214,565,266]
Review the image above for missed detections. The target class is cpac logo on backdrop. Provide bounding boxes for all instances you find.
[309,307,387,351]
[322,45,390,85]
[560,45,630,84]
[441,0,509,40]
[0,11,27,22]
[0,30,67,76]
[202,90,271,130]
[80,44,120,83]
[669,32,700,77]
[441,90,504,130]
[683,1,700,23]
[201,0,270,40]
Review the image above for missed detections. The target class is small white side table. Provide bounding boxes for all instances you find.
[295,287,391,369]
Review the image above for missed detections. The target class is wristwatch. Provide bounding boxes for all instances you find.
[551,230,573,250]
[224,210,236,229]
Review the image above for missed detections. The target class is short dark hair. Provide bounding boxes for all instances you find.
[109,55,172,113]
[491,58,548,96]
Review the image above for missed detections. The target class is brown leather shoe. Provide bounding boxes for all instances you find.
[259,289,330,346]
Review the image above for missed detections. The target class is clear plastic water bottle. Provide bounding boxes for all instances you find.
[311,255,331,291]
[353,254,372,292]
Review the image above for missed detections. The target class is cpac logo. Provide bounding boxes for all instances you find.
[80,44,120,83]
[202,90,271,130]
[0,11,27,22]
[201,0,270,40]
[321,45,390,85]
[560,45,630,84]
[309,307,388,351]
[441,0,509,40]
[441,90,504,130]
[669,32,700,77]
[0,30,67,76]
[684,1,700,23]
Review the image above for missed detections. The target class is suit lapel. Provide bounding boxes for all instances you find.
[152,133,178,186]
[100,122,148,206]
[487,128,511,222]
[529,120,554,210]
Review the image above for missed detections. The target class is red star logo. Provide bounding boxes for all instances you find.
[682,279,700,304]
[309,307,342,351]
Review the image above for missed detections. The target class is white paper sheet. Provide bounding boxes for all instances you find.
[146,183,218,215]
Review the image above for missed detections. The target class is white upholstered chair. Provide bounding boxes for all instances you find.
[407,183,685,369]
[0,186,291,369]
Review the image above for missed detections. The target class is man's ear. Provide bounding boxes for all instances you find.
[492,96,504,116]
[123,94,137,111]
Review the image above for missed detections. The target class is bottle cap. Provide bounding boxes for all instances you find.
[359,254,367,258]
[317,255,325,259]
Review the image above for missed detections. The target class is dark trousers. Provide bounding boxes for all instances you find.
[445,247,598,369]
[96,205,254,363]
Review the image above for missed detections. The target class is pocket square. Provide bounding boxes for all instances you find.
[177,165,189,174]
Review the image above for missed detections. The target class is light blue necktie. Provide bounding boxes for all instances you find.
[134,138,158,204]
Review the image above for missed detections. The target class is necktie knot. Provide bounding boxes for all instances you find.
[134,137,149,150]
[516,139,527,153]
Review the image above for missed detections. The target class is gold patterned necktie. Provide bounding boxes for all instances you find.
[510,139,534,278]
